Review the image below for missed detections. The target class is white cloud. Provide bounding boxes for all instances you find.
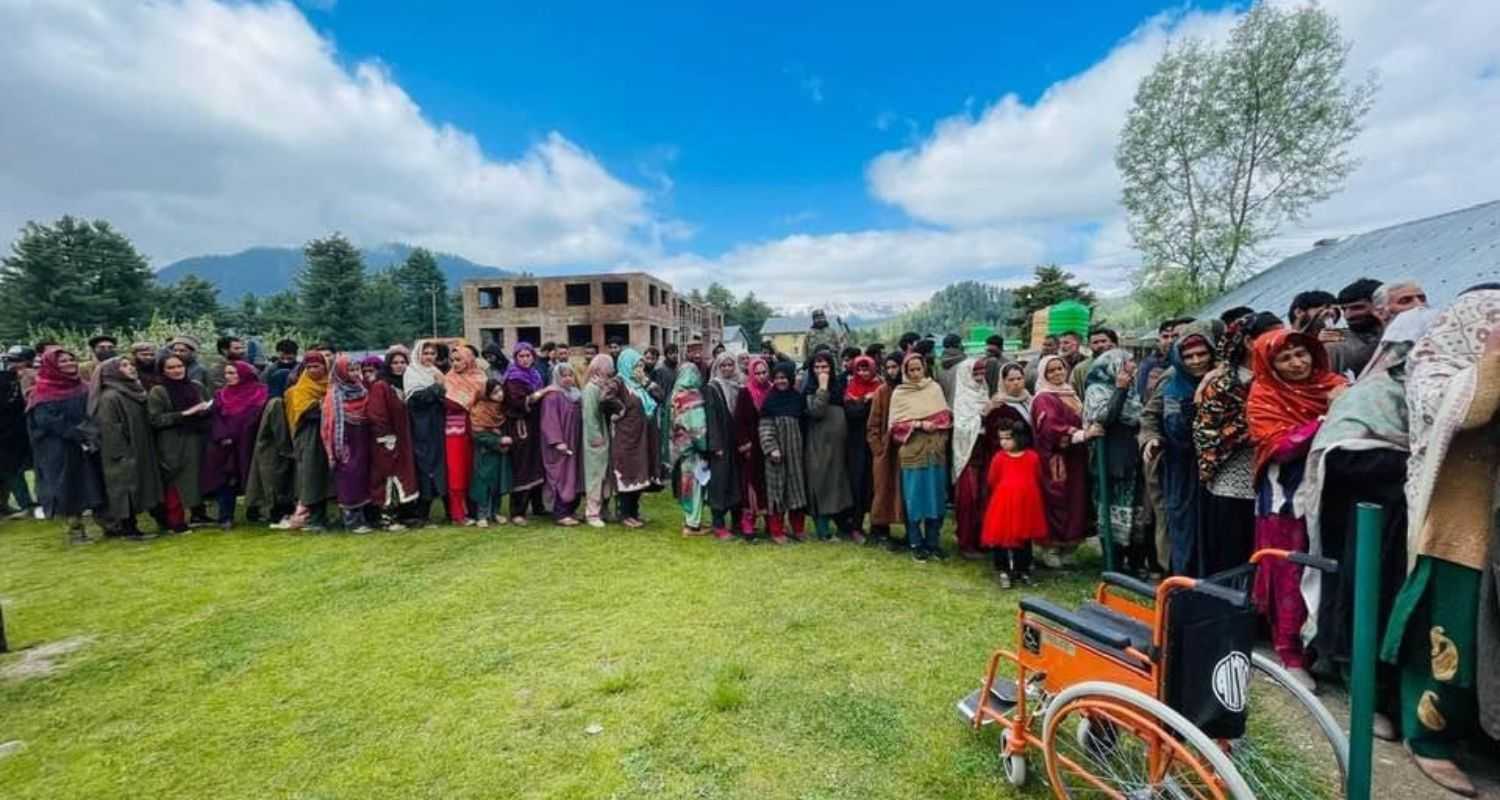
[0,0,660,268]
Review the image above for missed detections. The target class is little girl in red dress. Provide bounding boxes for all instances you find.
[983,422,1048,588]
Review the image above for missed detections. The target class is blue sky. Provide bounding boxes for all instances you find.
[2,0,1497,306]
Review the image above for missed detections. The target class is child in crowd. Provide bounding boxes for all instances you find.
[468,378,513,528]
[982,422,1047,588]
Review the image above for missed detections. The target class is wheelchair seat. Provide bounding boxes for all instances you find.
[1018,597,1152,669]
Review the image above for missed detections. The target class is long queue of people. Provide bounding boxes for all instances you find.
[1,278,1496,794]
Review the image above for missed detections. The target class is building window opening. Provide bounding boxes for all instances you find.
[565,283,591,306]
[516,326,542,346]
[603,323,630,345]
[601,281,629,305]
[480,328,505,348]
[478,287,502,309]
[514,285,539,308]
[566,324,592,347]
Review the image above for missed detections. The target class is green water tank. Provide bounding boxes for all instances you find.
[1046,300,1091,337]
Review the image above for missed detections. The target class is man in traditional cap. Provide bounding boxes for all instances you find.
[169,336,208,385]
[78,334,118,380]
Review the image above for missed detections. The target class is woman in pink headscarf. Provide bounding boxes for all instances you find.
[202,361,268,529]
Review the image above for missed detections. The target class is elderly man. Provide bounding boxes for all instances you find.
[1373,280,1428,324]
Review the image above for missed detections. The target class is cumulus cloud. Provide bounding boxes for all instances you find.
[0,0,657,267]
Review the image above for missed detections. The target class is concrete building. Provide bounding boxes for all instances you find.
[462,272,723,352]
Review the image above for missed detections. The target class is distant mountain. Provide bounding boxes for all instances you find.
[155,243,514,298]
[773,300,915,328]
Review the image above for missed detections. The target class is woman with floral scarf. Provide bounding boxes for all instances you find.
[1191,316,1264,578]
[670,363,710,535]
[581,354,619,527]
[320,354,374,532]
[1084,348,1151,576]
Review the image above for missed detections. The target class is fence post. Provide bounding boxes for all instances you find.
[1346,501,1384,800]
[1094,440,1114,573]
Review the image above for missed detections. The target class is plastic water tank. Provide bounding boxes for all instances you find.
[1046,300,1091,337]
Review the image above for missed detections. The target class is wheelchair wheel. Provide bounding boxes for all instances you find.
[1043,682,1254,799]
[999,728,1027,787]
[1223,653,1348,800]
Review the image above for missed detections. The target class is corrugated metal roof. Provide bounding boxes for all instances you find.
[722,324,744,342]
[760,316,812,335]
[1194,200,1500,320]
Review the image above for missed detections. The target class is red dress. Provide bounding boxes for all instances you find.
[981,449,1048,549]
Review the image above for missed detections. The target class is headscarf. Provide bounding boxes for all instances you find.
[358,355,383,381]
[991,362,1033,421]
[26,348,87,411]
[1246,328,1347,476]
[504,342,544,392]
[155,352,202,411]
[950,358,990,480]
[469,386,506,433]
[803,353,846,406]
[709,352,742,414]
[284,351,330,431]
[616,348,657,417]
[216,361,268,421]
[760,361,805,419]
[551,361,583,402]
[443,345,488,411]
[888,353,949,425]
[670,363,707,464]
[1356,306,1441,381]
[746,357,773,410]
[402,344,444,400]
[382,345,410,393]
[1193,318,1254,483]
[1033,354,1082,415]
[87,356,147,417]
[321,354,370,463]
[585,353,616,387]
[843,355,882,403]
[1083,349,1141,427]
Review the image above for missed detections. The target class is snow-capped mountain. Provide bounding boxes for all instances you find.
[773,300,915,325]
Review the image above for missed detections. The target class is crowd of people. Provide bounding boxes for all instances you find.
[1,278,1496,794]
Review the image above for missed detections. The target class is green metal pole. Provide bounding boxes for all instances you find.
[1094,439,1114,573]
[1347,501,1384,800]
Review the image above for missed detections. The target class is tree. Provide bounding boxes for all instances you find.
[1011,265,1095,343]
[391,247,453,338]
[297,234,367,349]
[222,293,263,335]
[0,216,155,341]
[1117,2,1375,315]
[259,291,302,334]
[362,272,407,349]
[730,292,774,341]
[704,282,736,317]
[898,281,1015,339]
[154,275,222,324]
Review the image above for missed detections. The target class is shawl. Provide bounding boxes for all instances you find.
[321,354,370,463]
[1404,289,1500,569]
[1083,349,1141,427]
[991,362,1033,421]
[1193,320,1253,483]
[157,353,204,412]
[551,361,583,402]
[843,355,882,403]
[617,348,658,417]
[888,353,949,425]
[709,353,742,415]
[1246,329,1347,476]
[1164,320,1224,404]
[585,353,616,387]
[217,361,268,421]
[283,351,330,431]
[26,348,87,411]
[469,395,505,433]
[803,358,846,407]
[382,345,410,393]
[87,357,147,417]
[670,363,708,463]
[761,361,805,419]
[1357,306,1440,381]
[950,358,990,481]
[746,357,772,410]
[401,359,443,401]
[443,348,488,411]
[1033,355,1082,415]
[504,342,544,392]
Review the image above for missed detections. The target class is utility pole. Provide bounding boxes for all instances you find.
[427,283,440,337]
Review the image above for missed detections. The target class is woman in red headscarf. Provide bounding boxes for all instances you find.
[842,355,883,541]
[1246,328,1347,688]
[25,348,104,543]
[202,361,267,529]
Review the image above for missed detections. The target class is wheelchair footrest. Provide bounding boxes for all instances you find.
[956,681,1017,725]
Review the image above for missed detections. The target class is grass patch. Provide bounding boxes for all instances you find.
[0,493,1099,798]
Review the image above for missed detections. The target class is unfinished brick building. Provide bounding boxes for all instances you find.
[462,272,723,352]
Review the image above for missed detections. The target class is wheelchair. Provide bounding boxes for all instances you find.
[957,549,1349,799]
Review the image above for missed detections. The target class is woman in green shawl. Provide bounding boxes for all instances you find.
[670,363,709,535]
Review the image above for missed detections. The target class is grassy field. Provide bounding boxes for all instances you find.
[0,494,1103,799]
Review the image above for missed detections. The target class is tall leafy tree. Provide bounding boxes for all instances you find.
[362,272,407,349]
[259,291,303,335]
[1117,2,1375,315]
[1011,265,1096,343]
[0,216,155,340]
[898,281,1015,339]
[731,292,774,341]
[154,275,222,324]
[297,234,367,349]
[391,247,452,338]
[704,282,736,317]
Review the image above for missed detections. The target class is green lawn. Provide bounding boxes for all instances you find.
[1,494,1101,799]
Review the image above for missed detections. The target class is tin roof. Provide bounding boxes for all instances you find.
[1194,200,1500,320]
[759,316,812,335]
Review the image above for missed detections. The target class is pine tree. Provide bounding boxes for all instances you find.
[362,272,408,350]
[297,234,367,349]
[391,247,451,338]
[154,275,222,324]
[1012,265,1096,343]
[0,216,154,341]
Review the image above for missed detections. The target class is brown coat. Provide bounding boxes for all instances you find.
[864,383,904,526]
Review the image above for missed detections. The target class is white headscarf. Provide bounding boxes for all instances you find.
[951,357,989,482]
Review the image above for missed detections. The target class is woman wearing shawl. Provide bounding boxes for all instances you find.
[803,351,854,542]
[758,360,809,543]
[274,351,332,531]
[147,352,212,532]
[1140,319,1222,577]
[245,377,295,526]
[91,356,165,538]
[317,354,374,532]
[1191,317,1261,578]
[703,353,746,540]
[25,349,104,543]
[442,344,489,524]
[202,361,267,529]
[951,358,998,559]
[865,353,906,549]
[363,351,419,529]
[1245,328,1348,687]
[540,362,584,525]
[987,362,1034,430]
[1083,349,1151,577]
[581,354,620,527]
[609,348,662,528]
[1030,354,1092,567]
[1377,289,1500,797]
[889,353,953,561]
[501,342,548,524]
[404,342,449,524]
[733,357,771,537]
[670,363,710,535]
[842,355,882,541]
[469,378,512,527]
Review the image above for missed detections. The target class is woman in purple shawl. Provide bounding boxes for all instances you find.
[540,361,584,525]
[502,342,548,525]
[202,361,268,528]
